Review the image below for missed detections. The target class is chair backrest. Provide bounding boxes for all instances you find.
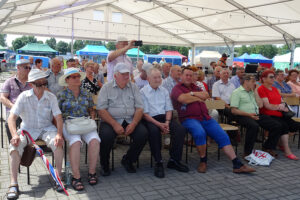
[283,97,299,106]
[205,99,226,110]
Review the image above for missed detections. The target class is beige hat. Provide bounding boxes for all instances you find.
[116,36,128,43]
[58,68,86,86]
[27,69,49,82]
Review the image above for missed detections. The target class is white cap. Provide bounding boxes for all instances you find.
[142,63,153,73]
[27,69,49,82]
[116,36,128,43]
[114,63,130,73]
[16,59,30,65]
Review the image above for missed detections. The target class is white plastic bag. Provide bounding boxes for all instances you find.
[244,150,274,166]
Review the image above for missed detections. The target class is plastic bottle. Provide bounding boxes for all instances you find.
[65,161,71,186]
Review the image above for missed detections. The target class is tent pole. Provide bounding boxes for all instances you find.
[290,41,296,69]
[230,44,235,66]
[191,45,195,65]
[71,13,74,57]
[137,20,141,63]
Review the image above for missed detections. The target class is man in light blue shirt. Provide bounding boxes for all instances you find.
[134,63,152,89]
[141,68,188,178]
[162,65,181,94]
[230,67,245,89]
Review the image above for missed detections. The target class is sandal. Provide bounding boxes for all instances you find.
[88,173,98,186]
[55,183,64,193]
[6,184,19,200]
[286,154,299,161]
[72,177,84,191]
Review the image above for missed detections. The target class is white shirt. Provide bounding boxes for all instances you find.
[99,64,107,74]
[133,69,141,79]
[134,76,149,90]
[212,79,236,104]
[107,51,134,82]
[10,89,61,140]
[140,84,173,117]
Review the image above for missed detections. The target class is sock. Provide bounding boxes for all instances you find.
[200,156,207,163]
[232,157,244,169]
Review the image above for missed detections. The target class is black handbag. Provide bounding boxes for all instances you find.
[281,102,295,119]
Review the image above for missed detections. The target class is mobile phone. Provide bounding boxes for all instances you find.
[134,40,143,47]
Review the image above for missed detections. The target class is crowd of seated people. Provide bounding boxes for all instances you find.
[2,47,300,199]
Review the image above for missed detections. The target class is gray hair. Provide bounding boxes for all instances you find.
[147,67,162,77]
[220,68,229,74]
[241,74,255,85]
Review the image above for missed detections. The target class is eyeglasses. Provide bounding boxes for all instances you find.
[67,75,81,79]
[33,81,48,87]
[268,75,275,79]
[23,66,31,70]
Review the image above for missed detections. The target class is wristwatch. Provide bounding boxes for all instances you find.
[190,91,194,96]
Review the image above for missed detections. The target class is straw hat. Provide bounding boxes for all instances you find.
[58,67,86,86]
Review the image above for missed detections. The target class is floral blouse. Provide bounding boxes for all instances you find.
[57,88,94,120]
[81,77,100,95]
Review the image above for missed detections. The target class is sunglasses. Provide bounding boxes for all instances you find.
[67,75,81,79]
[268,75,275,79]
[23,66,31,70]
[33,81,48,87]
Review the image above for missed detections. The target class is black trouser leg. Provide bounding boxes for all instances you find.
[169,120,186,162]
[126,122,148,163]
[99,122,117,167]
[235,116,259,155]
[145,121,162,163]
[5,117,22,143]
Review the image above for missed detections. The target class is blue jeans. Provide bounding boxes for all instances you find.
[182,118,231,148]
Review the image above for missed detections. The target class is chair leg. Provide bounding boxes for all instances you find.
[1,103,3,148]
[27,167,30,185]
[85,143,88,164]
[111,147,114,171]
[185,133,188,164]
[150,152,153,168]
[64,141,67,168]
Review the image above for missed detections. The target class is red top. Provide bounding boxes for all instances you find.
[257,85,282,117]
[171,83,211,122]
[203,82,208,92]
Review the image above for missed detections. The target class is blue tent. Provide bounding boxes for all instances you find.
[144,54,182,66]
[234,53,273,64]
[76,45,109,56]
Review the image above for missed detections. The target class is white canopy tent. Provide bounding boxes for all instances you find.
[1,0,300,63]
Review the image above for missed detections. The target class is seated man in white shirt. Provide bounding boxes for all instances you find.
[141,68,189,178]
[134,63,153,90]
[7,69,64,199]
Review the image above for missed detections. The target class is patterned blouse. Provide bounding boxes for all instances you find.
[57,87,95,120]
[81,77,100,95]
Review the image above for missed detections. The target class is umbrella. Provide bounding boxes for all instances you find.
[21,130,69,196]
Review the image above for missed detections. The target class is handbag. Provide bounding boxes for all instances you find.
[20,135,36,167]
[244,150,274,166]
[65,116,97,135]
[281,102,295,119]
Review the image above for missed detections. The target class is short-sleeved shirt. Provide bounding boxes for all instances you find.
[273,81,292,94]
[257,85,282,117]
[134,76,149,90]
[107,51,134,82]
[230,86,259,114]
[230,75,241,89]
[10,89,61,140]
[140,84,173,117]
[207,75,219,91]
[97,80,143,124]
[170,83,211,122]
[162,76,177,94]
[81,77,100,95]
[0,76,31,115]
[212,80,236,104]
[47,70,64,96]
[57,88,94,120]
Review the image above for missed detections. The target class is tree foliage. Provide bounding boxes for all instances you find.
[0,34,7,47]
[12,36,38,51]
[56,41,68,54]
[46,37,56,50]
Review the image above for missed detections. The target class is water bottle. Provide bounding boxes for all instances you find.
[65,161,71,186]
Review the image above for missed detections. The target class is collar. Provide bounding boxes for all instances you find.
[113,79,130,88]
[220,79,229,85]
[50,70,63,76]
[146,84,161,93]
[25,88,50,100]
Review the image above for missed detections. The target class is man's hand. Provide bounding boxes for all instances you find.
[157,122,170,134]
[11,135,20,147]
[54,134,64,147]
[249,113,259,120]
[125,122,137,136]
[195,91,210,100]
[113,123,125,135]
[97,80,103,88]
[126,40,135,50]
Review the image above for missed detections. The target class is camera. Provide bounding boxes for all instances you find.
[134,40,143,47]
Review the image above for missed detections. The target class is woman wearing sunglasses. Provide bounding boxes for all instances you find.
[57,68,100,191]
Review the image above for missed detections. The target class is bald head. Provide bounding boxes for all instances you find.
[170,65,182,81]
[51,57,62,74]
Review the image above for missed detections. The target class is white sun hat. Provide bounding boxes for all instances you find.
[116,36,128,43]
[58,67,86,86]
[27,69,49,82]
[16,59,30,65]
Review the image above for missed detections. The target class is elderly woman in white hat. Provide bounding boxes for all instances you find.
[57,68,100,191]
[7,69,65,199]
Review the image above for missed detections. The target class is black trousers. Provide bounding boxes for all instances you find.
[5,117,22,142]
[99,121,148,166]
[236,114,300,154]
[144,114,186,163]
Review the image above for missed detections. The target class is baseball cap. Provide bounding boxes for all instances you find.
[114,63,130,73]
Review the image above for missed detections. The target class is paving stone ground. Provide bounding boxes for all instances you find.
[0,72,300,200]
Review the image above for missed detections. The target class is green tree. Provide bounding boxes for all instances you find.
[46,38,56,50]
[0,34,6,47]
[12,36,38,51]
[106,42,116,51]
[56,41,69,54]
[73,40,85,52]
[85,40,103,46]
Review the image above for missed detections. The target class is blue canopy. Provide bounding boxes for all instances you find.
[76,45,109,56]
[144,54,182,66]
[234,53,273,64]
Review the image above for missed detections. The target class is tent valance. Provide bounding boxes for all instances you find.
[17,43,58,56]
[126,48,144,58]
[76,45,109,56]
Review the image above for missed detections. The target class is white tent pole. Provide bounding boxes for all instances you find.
[290,41,296,69]
[191,45,196,65]
[71,13,74,57]
[137,20,141,62]
[230,44,235,65]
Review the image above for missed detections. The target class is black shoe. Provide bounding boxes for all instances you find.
[154,162,165,178]
[100,165,111,176]
[167,160,189,172]
[121,156,136,173]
